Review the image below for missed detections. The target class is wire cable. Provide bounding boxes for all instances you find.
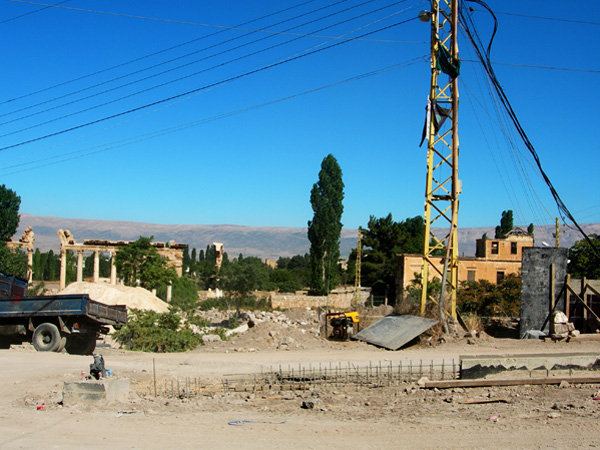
[0,0,414,136]
[0,58,424,175]
[460,0,599,255]
[0,0,321,105]
[0,16,419,153]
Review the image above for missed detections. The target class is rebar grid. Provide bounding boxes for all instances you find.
[152,359,459,398]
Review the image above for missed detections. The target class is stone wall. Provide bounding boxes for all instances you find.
[520,247,568,337]
[271,291,369,310]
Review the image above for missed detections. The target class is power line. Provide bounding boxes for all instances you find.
[0,58,424,175]
[0,0,321,105]
[471,8,600,26]
[462,59,600,74]
[0,0,70,24]
[0,0,415,136]
[0,17,418,153]
[461,0,599,254]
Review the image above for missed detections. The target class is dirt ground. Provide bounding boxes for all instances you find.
[1,308,599,449]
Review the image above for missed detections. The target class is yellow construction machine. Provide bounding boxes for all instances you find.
[325,311,360,341]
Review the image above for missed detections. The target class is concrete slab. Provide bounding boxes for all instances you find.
[353,314,438,350]
[63,378,130,405]
[460,352,600,379]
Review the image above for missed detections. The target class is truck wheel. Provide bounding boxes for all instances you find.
[65,336,96,355]
[32,323,62,352]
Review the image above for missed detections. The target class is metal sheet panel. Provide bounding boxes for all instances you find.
[353,314,438,350]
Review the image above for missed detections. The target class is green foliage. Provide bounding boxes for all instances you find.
[0,184,21,242]
[157,276,200,319]
[83,252,111,279]
[307,154,344,294]
[568,234,600,279]
[28,282,47,296]
[0,247,28,279]
[220,257,273,300]
[197,295,271,312]
[113,308,202,352]
[457,273,521,317]
[358,214,424,304]
[114,236,176,290]
[527,223,534,237]
[495,210,514,239]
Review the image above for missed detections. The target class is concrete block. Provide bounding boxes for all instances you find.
[63,378,130,405]
[461,352,600,379]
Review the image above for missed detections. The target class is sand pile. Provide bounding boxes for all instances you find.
[59,282,169,313]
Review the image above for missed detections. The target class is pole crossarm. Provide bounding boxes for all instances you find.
[420,0,460,319]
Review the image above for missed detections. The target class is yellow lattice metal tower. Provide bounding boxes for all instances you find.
[353,228,362,305]
[420,0,460,319]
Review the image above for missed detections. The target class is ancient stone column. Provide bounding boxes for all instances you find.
[110,252,117,285]
[166,282,172,303]
[59,249,67,291]
[27,249,33,284]
[93,250,100,283]
[77,250,84,282]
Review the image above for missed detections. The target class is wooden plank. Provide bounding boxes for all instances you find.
[424,375,600,389]
[566,285,600,327]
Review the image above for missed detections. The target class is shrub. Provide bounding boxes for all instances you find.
[113,309,202,352]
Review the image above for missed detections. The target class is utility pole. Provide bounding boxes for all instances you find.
[419,0,460,319]
[554,217,565,248]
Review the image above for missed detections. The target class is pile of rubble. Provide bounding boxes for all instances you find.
[194,308,335,352]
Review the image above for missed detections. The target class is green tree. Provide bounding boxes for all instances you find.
[157,276,200,319]
[0,185,25,277]
[495,210,514,239]
[0,185,20,242]
[527,223,534,238]
[357,214,424,303]
[114,236,176,290]
[568,234,600,279]
[0,247,27,278]
[307,154,344,294]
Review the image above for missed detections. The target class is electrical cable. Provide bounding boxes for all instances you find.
[461,59,600,74]
[0,0,356,118]
[0,16,419,153]
[460,0,600,256]
[0,0,320,105]
[0,0,70,24]
[0,0,411,135]
[0,58,424,175]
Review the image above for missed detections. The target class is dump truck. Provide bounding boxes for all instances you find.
[0,272,127,354]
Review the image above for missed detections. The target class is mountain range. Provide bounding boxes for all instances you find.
[13,214,600,260]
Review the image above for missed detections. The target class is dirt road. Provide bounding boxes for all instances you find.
[1,336,599,449]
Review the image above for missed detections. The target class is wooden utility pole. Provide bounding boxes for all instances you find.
[420,0,460,319]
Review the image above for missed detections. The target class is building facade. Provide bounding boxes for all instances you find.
[396,227,534,296]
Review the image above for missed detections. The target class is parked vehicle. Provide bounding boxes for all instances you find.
[0,272,127,354]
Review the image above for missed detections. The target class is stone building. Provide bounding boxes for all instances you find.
[396,227,534,296]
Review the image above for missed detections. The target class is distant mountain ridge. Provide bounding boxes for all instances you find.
[13,214,600,260]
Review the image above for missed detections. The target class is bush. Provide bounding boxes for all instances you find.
[113,309,202,352]
[457,273,521,317]
[197,295,271,312]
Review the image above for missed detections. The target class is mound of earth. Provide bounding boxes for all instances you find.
[195,308,374,352]
[59,282,169,313]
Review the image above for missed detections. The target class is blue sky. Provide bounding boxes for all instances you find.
[0,0,598,231]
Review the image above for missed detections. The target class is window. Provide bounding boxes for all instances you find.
[467,270,476,282]
[511,242,518,255]
[496,271,505,283]
[491,242,499,255]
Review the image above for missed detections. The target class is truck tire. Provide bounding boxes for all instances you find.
[32,323,62,352]
[65,335,96,355]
